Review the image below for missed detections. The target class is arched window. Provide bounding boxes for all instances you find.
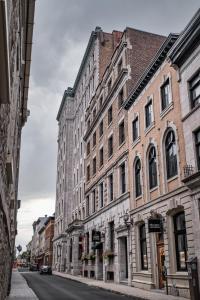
[174,212,187,271]
[135,158,142,197]
[149,146,157,189]
[165,130,178,179]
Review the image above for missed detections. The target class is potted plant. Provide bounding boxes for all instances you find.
[103,250,115,259]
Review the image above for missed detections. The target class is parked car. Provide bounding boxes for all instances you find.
[40,265,52,275]
[29,263,38,271]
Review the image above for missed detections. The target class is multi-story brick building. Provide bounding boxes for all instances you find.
[0,0,35,298]
[53,27,123,273]
[83,28,165,284]
[169,9,200,290]
[124,32,194,298]
[44,216,55,266]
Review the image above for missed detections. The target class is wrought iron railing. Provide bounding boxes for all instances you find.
[183,164,195,178]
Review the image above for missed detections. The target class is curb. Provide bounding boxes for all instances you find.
[53,273,149,300]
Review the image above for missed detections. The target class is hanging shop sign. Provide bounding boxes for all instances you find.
[92,230,101,242]
[148,218,163,233]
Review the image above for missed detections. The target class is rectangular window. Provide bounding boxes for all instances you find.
[118,59,122,75]
[174,212,188,271]
[86,232,90,254]
[190,70,200,108]
[145,100,153,128]
[118,88,124,108]
[140,224,148,270]
[99,96,103,108]
[120,163,126,194]
[87,141,90,156]
[108,173,114,201]
[86,165,90,182]
[86,196,90,217]
[99,120,103,137]
[108,79,112,93]
[132,117,139,142]
[93,157,96,175]
[108,105,113,125]
[79,187,82,203]
[99,182,104,208]
[195,129,200,170]
[108,135,113,158]
[161,78,171,110]
[93,131,96,147]
[92,190,96,213]
[119,120,125,145]
[109,221,115,251]
[93,107,97,120]
[99,147,104,167]
[87,119,90,130]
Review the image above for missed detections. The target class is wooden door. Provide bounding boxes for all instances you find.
[157,243,165,289]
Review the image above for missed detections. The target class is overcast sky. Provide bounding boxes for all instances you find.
[16,0,200,251]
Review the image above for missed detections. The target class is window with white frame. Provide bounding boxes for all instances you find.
[108,173,114,201]
[189,70,200,108]
[120,162,126,194]
[145,100,153,128]
[165,130,178,179]
[99,182,104,208]
[161,78,172,111]
[148,146,157,189]
[132,116,139,142]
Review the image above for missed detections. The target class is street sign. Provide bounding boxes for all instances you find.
[92,230,101,242]
[148,218,162,233]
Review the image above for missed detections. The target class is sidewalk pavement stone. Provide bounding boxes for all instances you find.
[53,271,189,300]
[7,270,38,300]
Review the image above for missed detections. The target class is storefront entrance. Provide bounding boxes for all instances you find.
[119,236,128,282]
[157,233,165,289]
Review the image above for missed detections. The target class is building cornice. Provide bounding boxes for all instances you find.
[168,9,200,67]
[83,191,130,224]
[21,0,36,126]
[124,34,178,110]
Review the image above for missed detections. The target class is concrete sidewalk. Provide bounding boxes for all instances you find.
[53,271,188,300]
[8,269,38,300]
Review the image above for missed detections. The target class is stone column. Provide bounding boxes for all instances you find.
[72,234,80,275]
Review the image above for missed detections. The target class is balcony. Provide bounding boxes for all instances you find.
[182,164,200,189]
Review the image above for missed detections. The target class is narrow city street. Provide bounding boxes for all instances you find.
[22,273,137,300]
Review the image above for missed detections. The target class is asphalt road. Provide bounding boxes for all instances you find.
[22,272,134,300]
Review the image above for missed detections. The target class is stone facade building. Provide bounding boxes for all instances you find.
[31,216,48,267]
[53,26,165,282]
[83,28,165,284]
[168,9,200,290]
[124,32,195,298]
[0,0,35,298]
[53,27,123,273]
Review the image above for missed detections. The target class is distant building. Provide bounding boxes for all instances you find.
[31,216,49,266]
[0,0,35,298]
[44,216,55,266]
[30,215,55,267]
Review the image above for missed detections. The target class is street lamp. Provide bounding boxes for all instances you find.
[123,212,133,227]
